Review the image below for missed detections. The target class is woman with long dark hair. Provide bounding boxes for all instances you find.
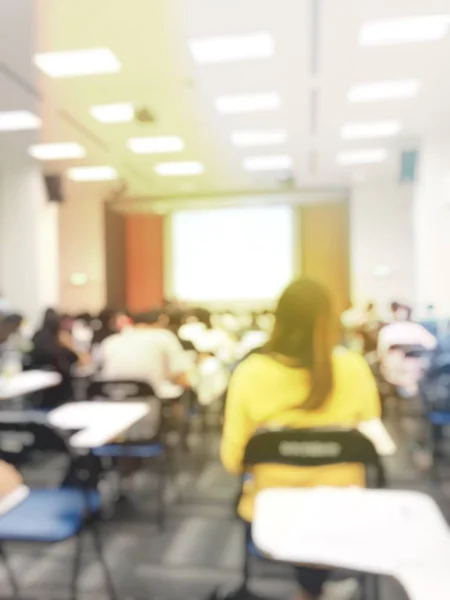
[221,278,380,600]
[28,309,89,408]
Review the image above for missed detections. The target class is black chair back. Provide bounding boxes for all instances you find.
[0,419,71,463]
[87,379,156,401]
[243,428,385,488]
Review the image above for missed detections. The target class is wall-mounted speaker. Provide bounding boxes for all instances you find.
[44,174,64,203]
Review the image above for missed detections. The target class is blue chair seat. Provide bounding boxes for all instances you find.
[0,488,100,543]
[429,411,450,426]
[92,443,164,458]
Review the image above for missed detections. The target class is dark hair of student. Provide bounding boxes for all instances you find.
[134,310,162,325]
[195,308,212,329]
[42,308,61,337]
[266,278,335,411]
[166,309,184,333]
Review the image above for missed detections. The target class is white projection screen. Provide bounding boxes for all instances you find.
[171,205,294,303]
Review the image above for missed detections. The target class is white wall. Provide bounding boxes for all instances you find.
[0,166,59,325]
[414,139,450,316]
[59,191,106,314]
[350,182,415,311]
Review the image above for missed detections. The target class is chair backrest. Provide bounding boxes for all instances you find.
[0,418,71,463]
[87,379,156,401]
[243,428,385,488]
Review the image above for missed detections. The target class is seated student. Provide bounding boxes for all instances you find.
[28,309,90,408]
[91,308,118,346]
[182,308,236,363]
[165,308,197,352]
[99,310,191,398]
[221,278,380,600]
[377,315,437,396]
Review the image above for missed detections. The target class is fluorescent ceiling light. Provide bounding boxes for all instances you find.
[189,32,274,63]
[68,166,117,181]
[341,121,401,140]
[90,103,134,123]
[0,111,41,131]
[215,92,281,114]
[34,48,121,78]
[231,129,287,147]
[127,136,185,154]
[336,149,387,165]
[348,79,420,102]
[28,143,86,160]
[154,161,204,176]
[359,15,450,46]
[243,155,293,171]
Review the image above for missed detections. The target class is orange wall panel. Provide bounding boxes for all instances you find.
[125,214,164,312]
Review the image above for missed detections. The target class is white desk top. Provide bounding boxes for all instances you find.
[0,371,62,400]
[48,401,150,448]
[358,418,397,456]
[0,485,30,516]
[253,488,450,600]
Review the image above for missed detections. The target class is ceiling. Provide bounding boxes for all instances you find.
[1,0,450,200]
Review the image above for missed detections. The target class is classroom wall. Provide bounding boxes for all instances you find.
[350,181,415,311]
[59,191,106,314]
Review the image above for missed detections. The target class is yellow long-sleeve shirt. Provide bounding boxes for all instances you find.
[221,349,381,521]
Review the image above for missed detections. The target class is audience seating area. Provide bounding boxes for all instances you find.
[1,304,450,600]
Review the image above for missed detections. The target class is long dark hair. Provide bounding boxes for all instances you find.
[267,278,335,411]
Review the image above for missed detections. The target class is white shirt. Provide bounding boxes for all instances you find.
[100,328,191,398]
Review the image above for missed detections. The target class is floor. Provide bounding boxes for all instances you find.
[0,406,449,600]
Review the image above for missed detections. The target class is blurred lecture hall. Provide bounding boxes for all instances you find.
[4,2,450,600]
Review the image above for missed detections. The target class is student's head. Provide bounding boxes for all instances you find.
[133,310,163,328]
[390,301,400,315]
[268,278,335,410]
[165,309,185,334]
[195,308,212,329]
[42,308,61,336]
[98,308,117,330]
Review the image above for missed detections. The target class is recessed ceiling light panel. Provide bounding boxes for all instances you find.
[34,48,121,77]
[348,79,421,102]
[0,111,41,131]
[341,121,401,139]
[90,103,134,123]
[68,166,117,181]
[336,149,388,165]
[28,143,86,160]
[360,15,450,46]
[189,32,274,63]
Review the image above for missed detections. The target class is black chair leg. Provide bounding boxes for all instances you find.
[157,458,166,531]
[0,543,19,597]
[241,525,250,592]
[70,532,83,600]
[91,522,117,600]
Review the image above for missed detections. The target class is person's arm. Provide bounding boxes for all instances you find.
[164,332,193,389]
[220,364,253,475]
[0,460,23,495]
[59,331,91,366]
